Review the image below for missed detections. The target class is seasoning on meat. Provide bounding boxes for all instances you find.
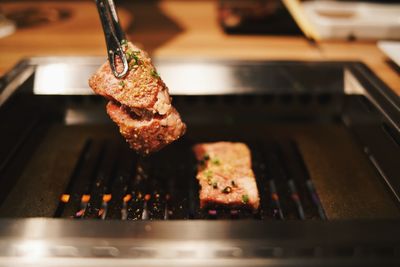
[193,142,260,211]
[89,41,186,154]
[106,102,186,154]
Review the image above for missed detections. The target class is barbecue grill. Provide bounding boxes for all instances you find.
[0,57,399,266]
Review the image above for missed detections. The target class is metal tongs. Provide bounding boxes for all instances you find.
[95,0,129,78]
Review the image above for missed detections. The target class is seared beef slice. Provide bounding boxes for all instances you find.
[193,142,260,211]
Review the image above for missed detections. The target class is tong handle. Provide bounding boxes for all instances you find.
[105,0,125,41]
[95,0,128,78]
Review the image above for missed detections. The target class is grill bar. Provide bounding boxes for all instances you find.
[306,180,327,220]
[282,141,327,220]
[84,140,119,219]
[54,137,326,221]
[106,145,136,219]
[269,179,285,220]
[264,147,295,220]
[54,140,91,218]
[56,140,105,218]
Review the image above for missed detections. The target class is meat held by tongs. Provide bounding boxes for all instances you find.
[89,0,186,155]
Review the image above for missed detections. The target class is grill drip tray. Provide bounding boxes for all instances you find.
[0,58,400,265]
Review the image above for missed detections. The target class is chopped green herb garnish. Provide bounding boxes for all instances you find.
[211,158,220,165]
[126,50,133,61]
[242,194,249,204]
[126,49,140,67]
[121,39,128,46]
[119,80,125,87]
[222,186,232,194]
[132,53,140,64]
[151,69,160,78]
[204,170,213,179]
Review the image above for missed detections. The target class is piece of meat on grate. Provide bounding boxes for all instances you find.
[89,41,186,154]
[193,142,260,211]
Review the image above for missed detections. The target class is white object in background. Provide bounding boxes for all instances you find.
[302,1,400,40]
[0,15,16,39]
[378,41,400,67]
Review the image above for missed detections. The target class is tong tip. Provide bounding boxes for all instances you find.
[109,46,129,79]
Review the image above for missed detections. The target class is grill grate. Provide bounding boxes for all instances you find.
[54,137,327,221]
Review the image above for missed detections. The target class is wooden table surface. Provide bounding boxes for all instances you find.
[0,1,399,94]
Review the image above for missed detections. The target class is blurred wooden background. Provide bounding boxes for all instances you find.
[0,1,399,94]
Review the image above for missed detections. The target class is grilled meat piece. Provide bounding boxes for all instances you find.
[89,41,186,154]
[89,42,171,116]
[107,101,186,154]
[193,142,260,211]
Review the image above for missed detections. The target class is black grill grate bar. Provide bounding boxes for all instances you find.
[289,142,327,220]
[306,180,327,220]
[288,179,306,220]
[272,141,318,220]
[249,141,268,219]
[84,140,120,219]
[105,144,137,220]
[268,179,285,220]
[58,139,105,218]
[263,146,294,219]
[54,140,91,218]
[280,140,327,220]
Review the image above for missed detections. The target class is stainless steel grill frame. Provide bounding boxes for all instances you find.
[0,57,400,266]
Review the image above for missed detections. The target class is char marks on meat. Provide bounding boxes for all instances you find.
[193,142,260,211]
[89,42,186,154]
